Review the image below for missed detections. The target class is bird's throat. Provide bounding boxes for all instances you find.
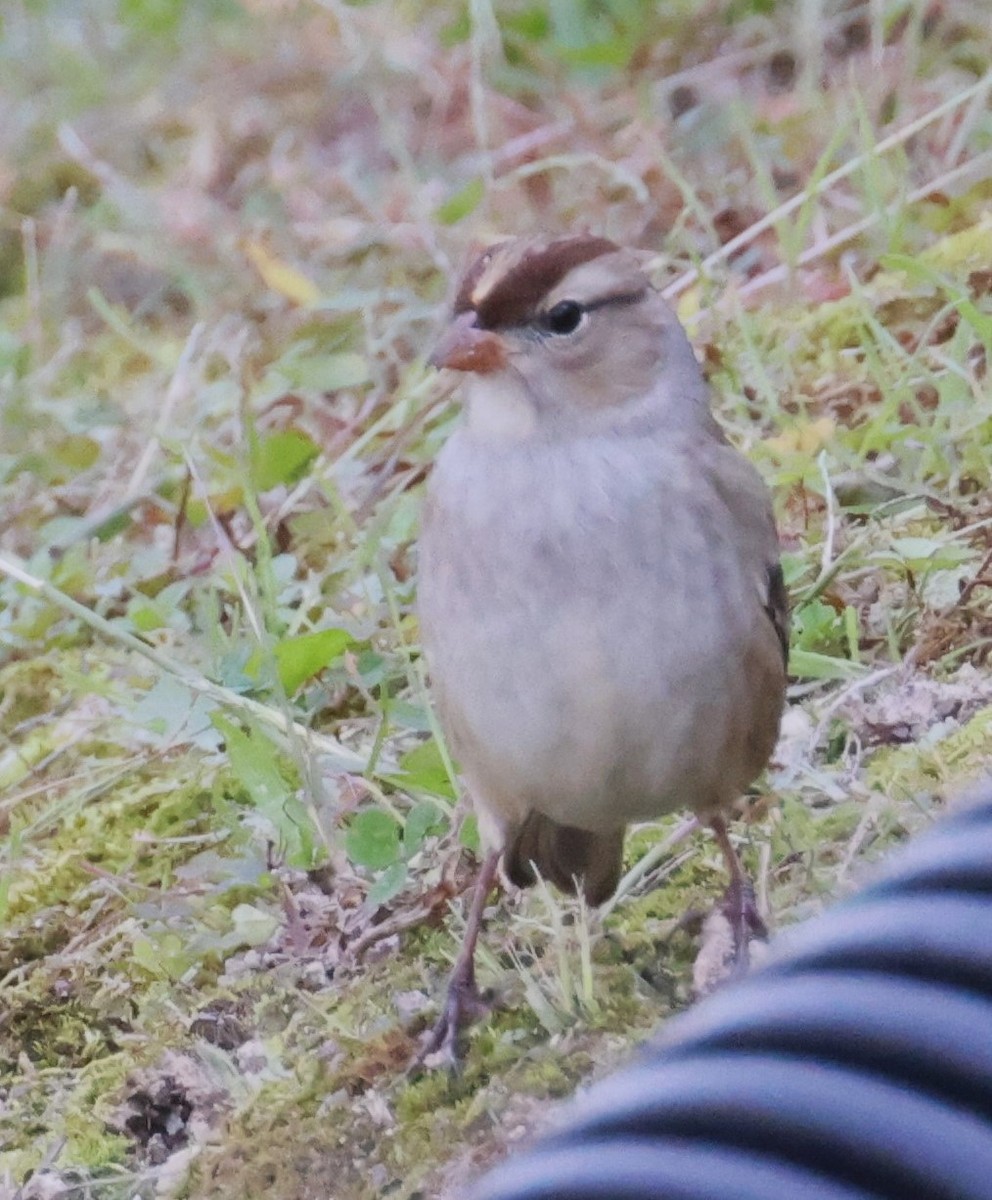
[465,374,540,443]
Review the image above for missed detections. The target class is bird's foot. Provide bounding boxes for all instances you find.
[721,874,767,967]
[414,968,492,1070]
[692,877,768,997]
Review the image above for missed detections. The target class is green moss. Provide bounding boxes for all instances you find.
[514,1052,584,1098]
[3,760,239,929]
[188,1076,391,1200]
[395,1068,462,1125]
[867,705,992,803]
[1,997,121,1074]
[0,658,74,728]
[0,1035,156,1179]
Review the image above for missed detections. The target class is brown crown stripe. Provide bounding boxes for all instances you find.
[456,235,620,330]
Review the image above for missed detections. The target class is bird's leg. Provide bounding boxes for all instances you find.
[710,815,767,973]
[417,848,500,1066]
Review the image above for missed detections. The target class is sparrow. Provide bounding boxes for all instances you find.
[417,234,788,1061]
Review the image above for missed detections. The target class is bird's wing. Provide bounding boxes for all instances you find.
[764,560,790,670]
[703,438,790,671]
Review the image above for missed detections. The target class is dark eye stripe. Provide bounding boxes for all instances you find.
[532,287,648,335]
[582,288,649,313]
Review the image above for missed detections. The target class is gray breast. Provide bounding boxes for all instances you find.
[419,428,781,834]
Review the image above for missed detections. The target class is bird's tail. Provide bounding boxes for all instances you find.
[504,812,624,907]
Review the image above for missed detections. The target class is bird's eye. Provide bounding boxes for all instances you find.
[539,300,585,336]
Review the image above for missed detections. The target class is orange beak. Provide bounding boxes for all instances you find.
[429,311,508,374]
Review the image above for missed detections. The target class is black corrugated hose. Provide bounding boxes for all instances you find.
[471,784,992,1200]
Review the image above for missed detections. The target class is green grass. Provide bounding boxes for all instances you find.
[2,1,992,1196]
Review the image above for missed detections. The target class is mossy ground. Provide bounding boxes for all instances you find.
[2,2,992,1197]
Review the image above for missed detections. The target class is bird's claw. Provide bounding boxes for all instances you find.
[720,875,768,974]
[413,970,492,1070]
[693,874,768,997]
